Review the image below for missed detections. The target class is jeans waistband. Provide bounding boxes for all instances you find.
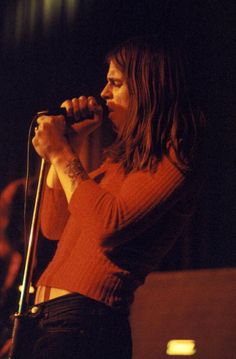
[28,293,128,319]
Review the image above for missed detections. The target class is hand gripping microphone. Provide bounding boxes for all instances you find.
[36,103,107,126]
[36,107,93,125]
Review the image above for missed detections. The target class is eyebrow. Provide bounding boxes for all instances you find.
[107,76,123,82]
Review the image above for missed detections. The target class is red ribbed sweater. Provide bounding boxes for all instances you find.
[38,153,194,309]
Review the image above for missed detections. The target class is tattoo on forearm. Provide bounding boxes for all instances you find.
[65,158,89,189]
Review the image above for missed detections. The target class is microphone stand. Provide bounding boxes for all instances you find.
[9,158,46,359]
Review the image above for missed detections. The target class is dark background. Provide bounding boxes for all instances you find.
[0,0,235,270]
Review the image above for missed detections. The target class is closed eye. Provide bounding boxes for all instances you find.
[107,78,123,87]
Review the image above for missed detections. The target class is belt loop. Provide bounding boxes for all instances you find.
[44,287,51,302]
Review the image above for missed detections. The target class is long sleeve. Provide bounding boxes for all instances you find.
[40,162,108,240]
[68,154,188,248]
[40,187,69,240]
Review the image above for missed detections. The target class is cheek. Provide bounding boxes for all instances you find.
[119,90,130,110]
[124,88,130,110]
[123,97,130,111]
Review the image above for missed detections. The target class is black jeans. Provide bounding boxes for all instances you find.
[12,293,132,359]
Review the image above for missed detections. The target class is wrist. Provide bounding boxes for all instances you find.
[49,144,76,166]
[50,151,89,202]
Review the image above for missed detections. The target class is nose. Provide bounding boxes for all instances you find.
[100,83,111,100]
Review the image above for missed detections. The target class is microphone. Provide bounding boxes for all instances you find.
[36,107,92,125]
[36,103,107,125]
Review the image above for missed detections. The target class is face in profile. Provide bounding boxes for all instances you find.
[101,60,130,131]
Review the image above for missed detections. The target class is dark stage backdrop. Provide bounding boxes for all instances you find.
[0,0,235,270]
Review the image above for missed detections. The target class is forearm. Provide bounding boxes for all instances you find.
[40,146,87,237]
[50,145,89,202]
[46,165,62,189]
[40,184,69,239]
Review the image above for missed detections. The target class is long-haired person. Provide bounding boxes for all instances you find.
[15,36,205,358]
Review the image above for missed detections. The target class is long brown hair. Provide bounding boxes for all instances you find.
[105,36,205,173]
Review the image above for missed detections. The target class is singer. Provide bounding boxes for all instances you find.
[18,36,205,358]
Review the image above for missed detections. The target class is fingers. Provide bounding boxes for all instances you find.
[60,96,103,122]
[73,97,89,122]
[88,96,103,117]
[32,115,67,161]
[33,114,66,148]
[60,99,73,117]
[36,114,65,126]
